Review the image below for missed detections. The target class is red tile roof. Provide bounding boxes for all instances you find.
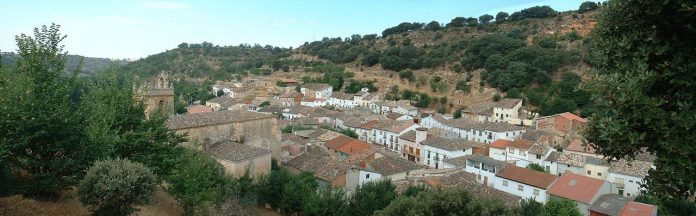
[560,112,588,123]
[325,135,354,150]
[496,166,558,189]
[508,139,534,150]
[186,105,213,114]
[337,139,371,156]
[358,120,379,129]
[490,139,512,149]
[547,172,606,204]
[620,201,657,216]
[566,139,596,154]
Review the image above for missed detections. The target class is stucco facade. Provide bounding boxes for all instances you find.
[216,153,271,178]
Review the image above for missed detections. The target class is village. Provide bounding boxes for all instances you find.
[147,73,658,216]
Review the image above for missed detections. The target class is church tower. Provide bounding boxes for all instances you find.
[144,72,175,117]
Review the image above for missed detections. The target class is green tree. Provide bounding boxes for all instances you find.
[78,159,157,216]
[424,21,442,31]
[350,180,397,216]
[340,128,359,139]
[167,150,230,216]
[0,24,96,199]
[586,0,696,199]
[495,12,509,22]
[526,163,546,172]
[541,198,582,216]
[447,17,466,27]
[479,14,494,25]
[303,188,350,216]
[279,172,318,214]
[376,187,517,215]
[578,1,599,13]
[492,93,502,102]
[453,108,463,119]
[519,198,544,216]
[257,167,293,208]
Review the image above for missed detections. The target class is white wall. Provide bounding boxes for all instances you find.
[464,162,497,187]
[422,145,471,169]
[494,178,549,203]
[358,170,382,185]
[607,173,645,197]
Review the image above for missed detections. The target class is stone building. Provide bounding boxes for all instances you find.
[166,110,281,157]
[144,73,174,117]
[205,140,272,178]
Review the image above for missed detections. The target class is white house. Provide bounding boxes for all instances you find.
[494,165,558,203]
[300,83,333,100]
[328,92,357,109]
[421,136,486,169]
[370,120,418,152]
[436,120,526,144]
[607,159,653,197]
[353,90,382,107]
[357,153,427,183]
[300,98,327,107]
[542,151,586,176]
[462,98,537,126]
[457,154,508,187]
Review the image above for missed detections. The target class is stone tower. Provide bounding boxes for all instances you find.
[144,72,175,117]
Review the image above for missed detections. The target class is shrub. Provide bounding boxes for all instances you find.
[78,158,157,216]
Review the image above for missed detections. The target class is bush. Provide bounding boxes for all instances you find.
[78,159,157,216]
[492,93,502,102]
[578,1,599,13]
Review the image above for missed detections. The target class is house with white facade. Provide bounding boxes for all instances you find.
[300,83,333,100]
[437,120,526,144]
[370,120,419,152]
[300,98,327,107]
[328,92,357,109]
[607,159,653,197]
[542,151,586,176]
[353,90,382,107]
[452,154,508,187]
[369,100,412,115]
[357,153,427,183]
[212,83,245,98]
[421,135,486,169]
[494,165,558,203]
[461,99,537,126]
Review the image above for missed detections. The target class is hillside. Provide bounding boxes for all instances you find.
[118,4,600,116]
[0,52,127,76]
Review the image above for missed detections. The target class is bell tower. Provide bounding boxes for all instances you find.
[145,72,175,117]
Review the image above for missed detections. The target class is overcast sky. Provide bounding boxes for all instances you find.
[0,0,588,60]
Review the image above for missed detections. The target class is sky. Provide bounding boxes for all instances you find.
[0,0,587,60]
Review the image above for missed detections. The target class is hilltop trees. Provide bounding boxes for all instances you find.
[508,6,559,21]
[479,14,494,25]
[578,1,599,13]
[495,12,509,22]
[586,0,696,199]
[0,24,96,199]
[78,159,157,216]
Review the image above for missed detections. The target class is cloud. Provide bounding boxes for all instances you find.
[142,1,191,10]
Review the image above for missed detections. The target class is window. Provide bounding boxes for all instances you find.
[597,172,602,176]
[518,185,524,191]
[567,165,571,168]
[533,189,539,196]
[366,174,370,179]
[503,180,508,186]
[508,148,514,154]
[427,160,430,165]
[587,170,592,175]
[536,155,541,159]
[629,180,633,183]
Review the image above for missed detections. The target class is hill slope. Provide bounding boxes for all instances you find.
[1,52,127,76]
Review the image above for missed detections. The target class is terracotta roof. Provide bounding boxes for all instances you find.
[442,156,468,167]
[358,120,379,129]
[399,130,417,142]
[205,140,271,162]
[373,120,416,133]
[548,151,586,167]
[560,112,588,123]
[206,96,246,109]
[609,159,653,177]
[490,139,512,149]
[476,121,525,132]
[429,171,521,204]
[325,135,355,149]
[421,136,480,151]
[336,140,372,157]
[547,172,606,204]
[331,92,354,100]
[590,194,630,216]
[285,153,352,182]
[386,112,405,120]
[363,155,425,176]
[620,201,657,216]
[462,102,495,114]
[166,110,274,130]
[186,105,213,114]
[496,166,558,189]
[508,139,534,150]
[495,98,522,109]
[566,139,596,154]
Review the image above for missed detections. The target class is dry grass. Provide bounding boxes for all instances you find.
[0,188,182,216]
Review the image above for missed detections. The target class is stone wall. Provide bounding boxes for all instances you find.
[216,153,272,178]
[173,117,282,157]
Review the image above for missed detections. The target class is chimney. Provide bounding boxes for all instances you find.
[415,128,428,143]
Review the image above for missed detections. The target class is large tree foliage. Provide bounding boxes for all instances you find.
[0,24,96,199]
[303,188,350,216]
[375,187,517,216]
[78,158,157,216]
[350,180,397,216]
[586,0,696,199]
[540,198,582,216]
[166,150,231,216]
